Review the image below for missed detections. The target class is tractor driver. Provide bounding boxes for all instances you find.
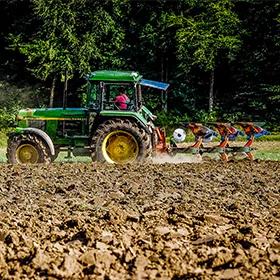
[114,87,130,110]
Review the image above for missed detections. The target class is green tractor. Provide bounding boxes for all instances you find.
[7,70,169,164]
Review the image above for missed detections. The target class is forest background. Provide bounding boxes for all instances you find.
[0,0,279,135]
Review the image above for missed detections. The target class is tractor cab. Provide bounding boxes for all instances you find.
[87,81,138,111]
[86,70,169,114]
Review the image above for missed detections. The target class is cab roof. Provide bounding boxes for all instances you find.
[88,70,142,82]
[88,70,170,91]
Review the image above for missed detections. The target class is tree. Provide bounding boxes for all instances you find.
[168,0,241,111]
[10,0,125,107]
[221,0,280,127]
[116,0,179,112]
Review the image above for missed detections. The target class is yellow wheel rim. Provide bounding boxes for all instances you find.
[102,130,139,164]
[16,144,39,164]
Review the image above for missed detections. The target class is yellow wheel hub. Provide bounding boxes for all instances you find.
[16,144,39,164]
[102,130,139,164]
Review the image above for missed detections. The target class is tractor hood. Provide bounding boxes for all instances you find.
[17,108,87,120]
[139,79,169,91]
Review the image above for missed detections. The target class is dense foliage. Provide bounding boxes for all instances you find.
[0,0,279,130]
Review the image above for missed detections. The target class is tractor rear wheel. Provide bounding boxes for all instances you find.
[7,133,52,164]
[91,119,152,164]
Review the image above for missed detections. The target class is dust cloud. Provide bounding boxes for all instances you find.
[152,153,203,164]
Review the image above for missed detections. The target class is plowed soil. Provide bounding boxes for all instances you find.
[0,161,279,279]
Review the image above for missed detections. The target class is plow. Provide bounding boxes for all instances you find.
[156,122,269,162]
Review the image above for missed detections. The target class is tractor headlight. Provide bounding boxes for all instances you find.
[173,128,186,143]
[16,115,23,121]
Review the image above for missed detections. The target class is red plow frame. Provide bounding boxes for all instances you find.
[155,122,269,162]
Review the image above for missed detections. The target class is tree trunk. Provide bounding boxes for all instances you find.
[209,69,215,112]
[49,76,56,108]
[164,57,168,112]
[63,70,68,109]
[161,56,167,112]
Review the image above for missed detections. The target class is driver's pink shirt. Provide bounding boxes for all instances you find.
[114,94,129,109]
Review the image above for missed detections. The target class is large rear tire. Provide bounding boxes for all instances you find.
[90,119,152,164]
[7,133,52,164]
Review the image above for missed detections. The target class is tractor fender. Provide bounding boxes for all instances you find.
[19,128,55,156]
[94,115,152,135]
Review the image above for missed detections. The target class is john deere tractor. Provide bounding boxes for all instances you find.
[7,70,169,164]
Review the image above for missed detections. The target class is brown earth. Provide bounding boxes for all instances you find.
[0,161,279,279]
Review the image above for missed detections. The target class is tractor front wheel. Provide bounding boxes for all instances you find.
[7,133,52,164]
[91,119,152,164]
